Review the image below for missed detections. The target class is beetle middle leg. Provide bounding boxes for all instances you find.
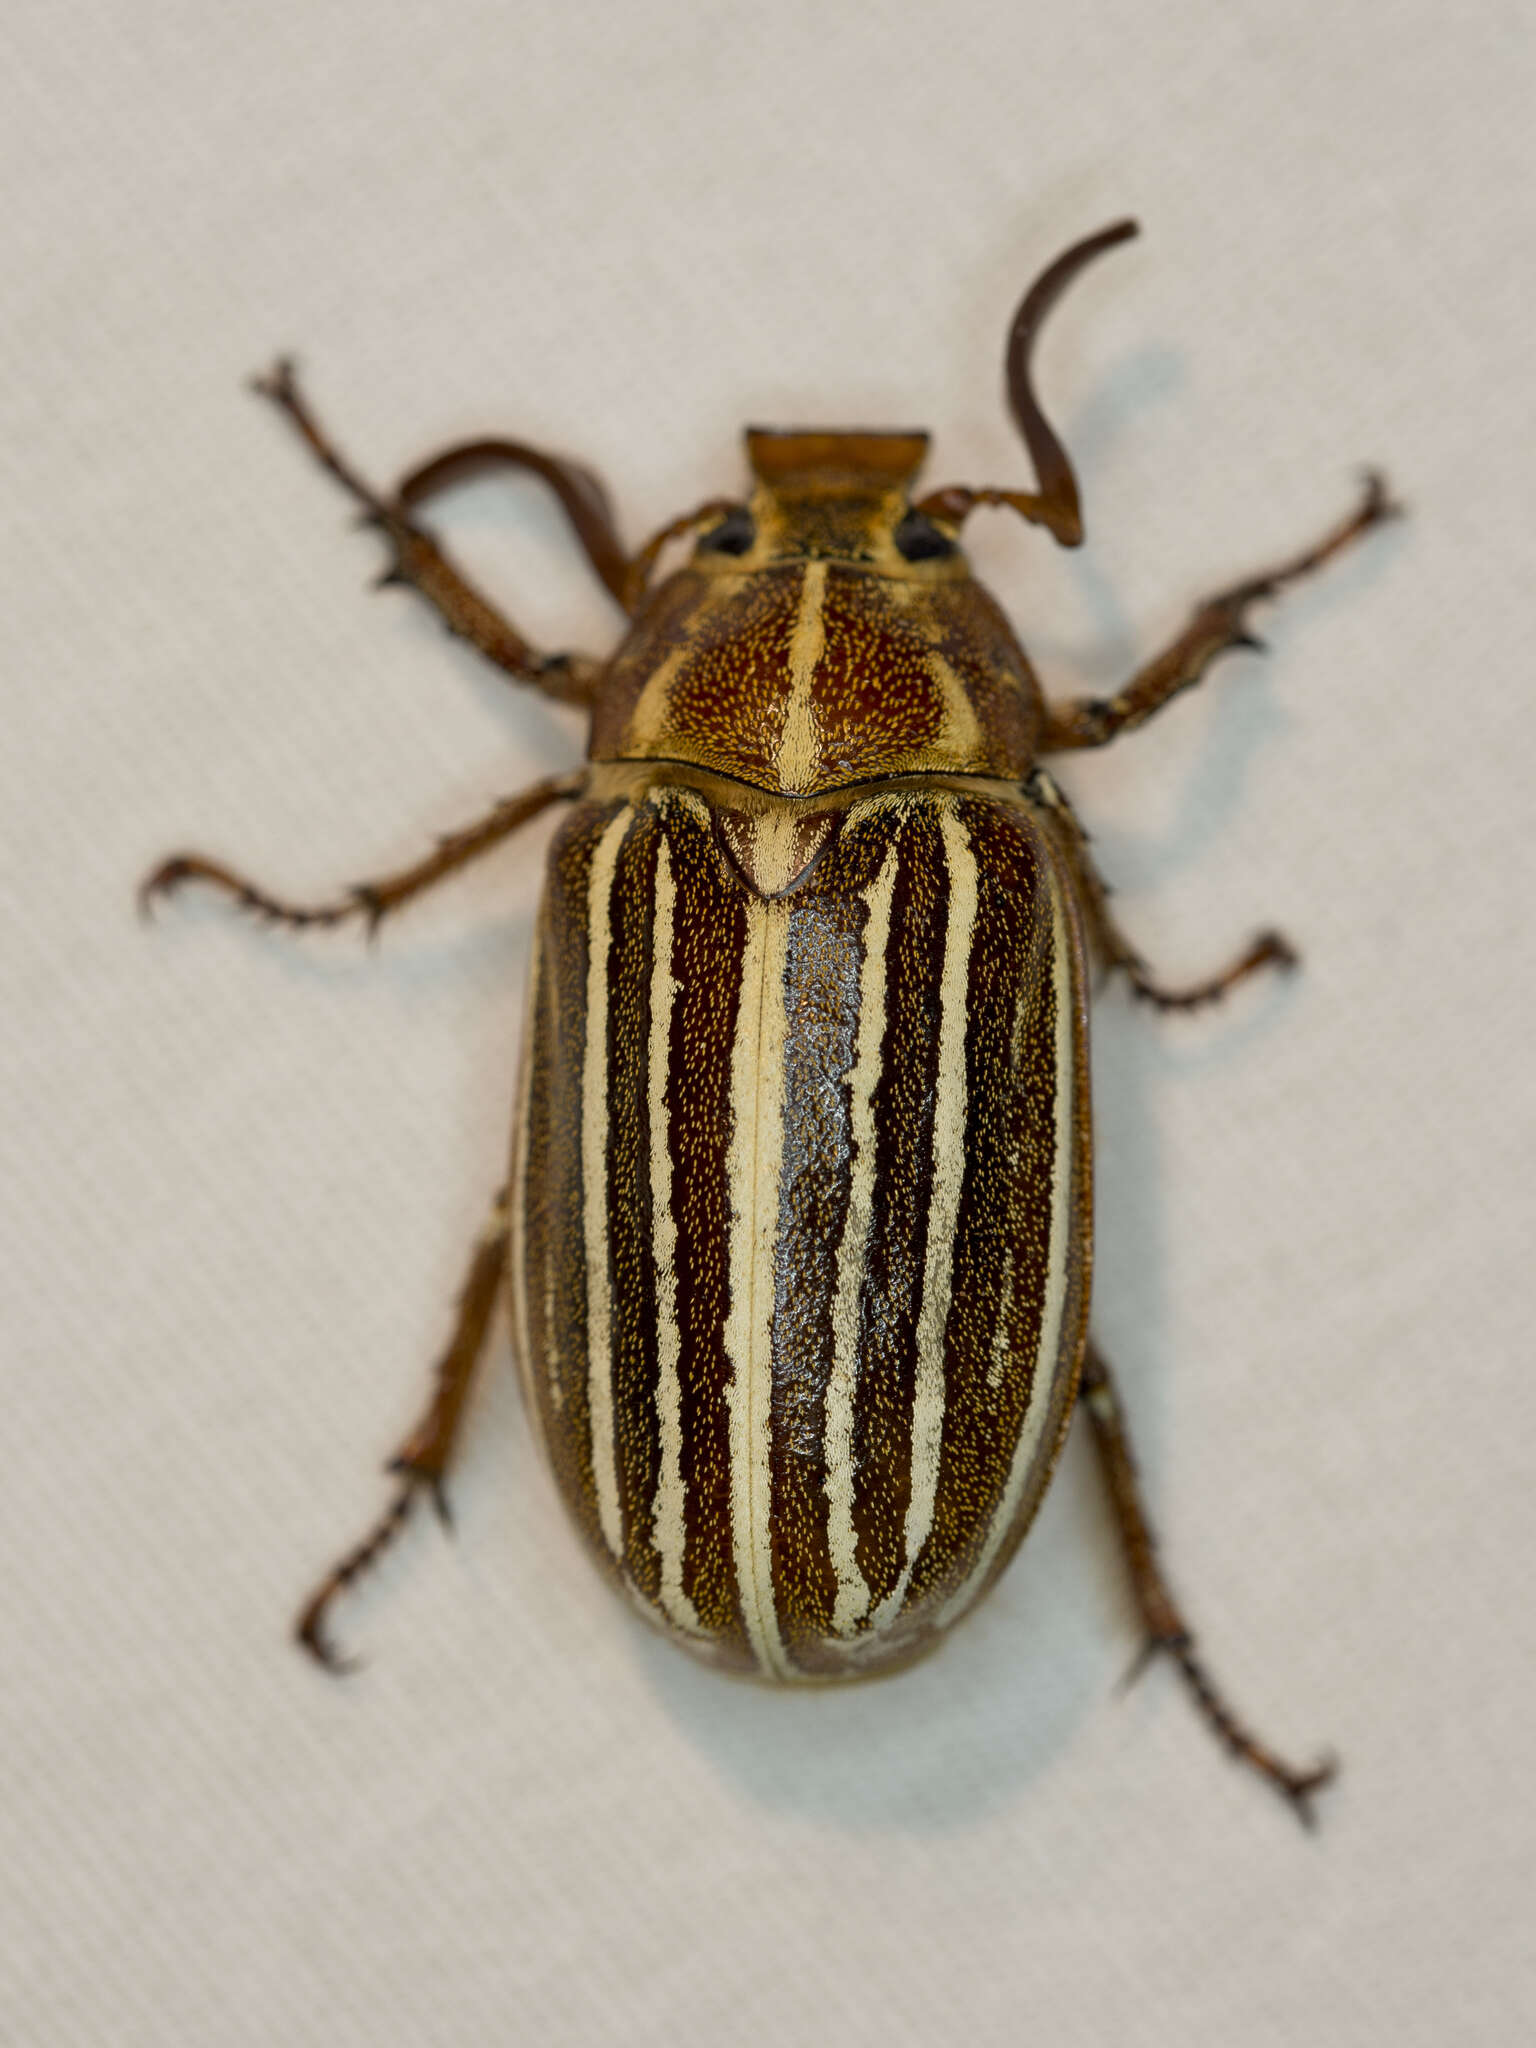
[1077,1342,1336,1826]
[295,1188,511,1672]
[1070,829,1296,1013]
[1034,769,1296,1011]
[140,770,584,935]
[1039,472,1401,752]
[1089,897,1296,1014]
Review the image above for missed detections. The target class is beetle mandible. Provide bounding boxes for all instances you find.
[144,220,1397,1824]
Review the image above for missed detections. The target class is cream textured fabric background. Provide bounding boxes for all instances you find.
[6,2,1533,2042]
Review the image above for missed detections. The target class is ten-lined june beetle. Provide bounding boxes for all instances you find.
[144,220,1396,1823]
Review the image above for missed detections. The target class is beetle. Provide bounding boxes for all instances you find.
[144,219,1396,1823]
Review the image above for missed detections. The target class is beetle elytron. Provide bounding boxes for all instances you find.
[145,219,1396,1823]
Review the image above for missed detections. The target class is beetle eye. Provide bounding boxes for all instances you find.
[698,507,756,555]
[893,509,956,561]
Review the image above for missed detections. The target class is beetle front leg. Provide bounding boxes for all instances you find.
[252,360,602,706]
[1040,473,1400,752]
[296,1188,511,1672]
[1077,1343,1336,1827]
[140,770,584,936]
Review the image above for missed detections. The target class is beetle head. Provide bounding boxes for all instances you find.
[690,222,1139,579]
[691,428,963,576]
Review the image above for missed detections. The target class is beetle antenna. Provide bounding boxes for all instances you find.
[1004,217,1139,544]
[916,217,1139,548]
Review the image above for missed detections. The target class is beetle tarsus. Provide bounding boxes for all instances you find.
[1124,928,1299,1012]
[252,355,390,519]
[1159,1633,1338,1831]
[295,1591,363,1676]
[294,1471,430,1675]
[136,850,364,931]
[1079,1342,1336,1828]
[248,355,298,407]
[137,855,192,921]
[293,1190,510,1668]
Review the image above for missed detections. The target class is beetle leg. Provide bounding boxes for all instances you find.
[1077,1343,1336,1827]
[295,1188,511,1672]
[1085,876,1297,1013]
[1109,929,1298,1013]
[1073,843,1297,1013]
[251,359,604,705]
[1039,472,1401,751]
[140,770,584,935]
[1032,768,1296,1010]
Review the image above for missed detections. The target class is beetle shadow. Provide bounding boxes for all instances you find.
[618,1434,1113,1833]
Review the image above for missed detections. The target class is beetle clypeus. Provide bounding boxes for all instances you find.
[144,220,1396,1824]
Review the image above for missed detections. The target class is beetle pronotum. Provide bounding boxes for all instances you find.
[144,220,1396,1823]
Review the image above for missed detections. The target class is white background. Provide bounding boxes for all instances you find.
[6,3,1533,2042]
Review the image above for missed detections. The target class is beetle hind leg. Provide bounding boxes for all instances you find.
[1078,1343,1336,1827]
[295,1189,511,1673]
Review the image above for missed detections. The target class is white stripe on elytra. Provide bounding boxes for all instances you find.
[986,1257,1017,1395]
[581,807,632,1560]
[825,835,898,1636]
[866,801,979,1633]
[723,897,793,1677]
[985,924,1047,1395]
[646,835,704,1634]
[934,873,1076,1631]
